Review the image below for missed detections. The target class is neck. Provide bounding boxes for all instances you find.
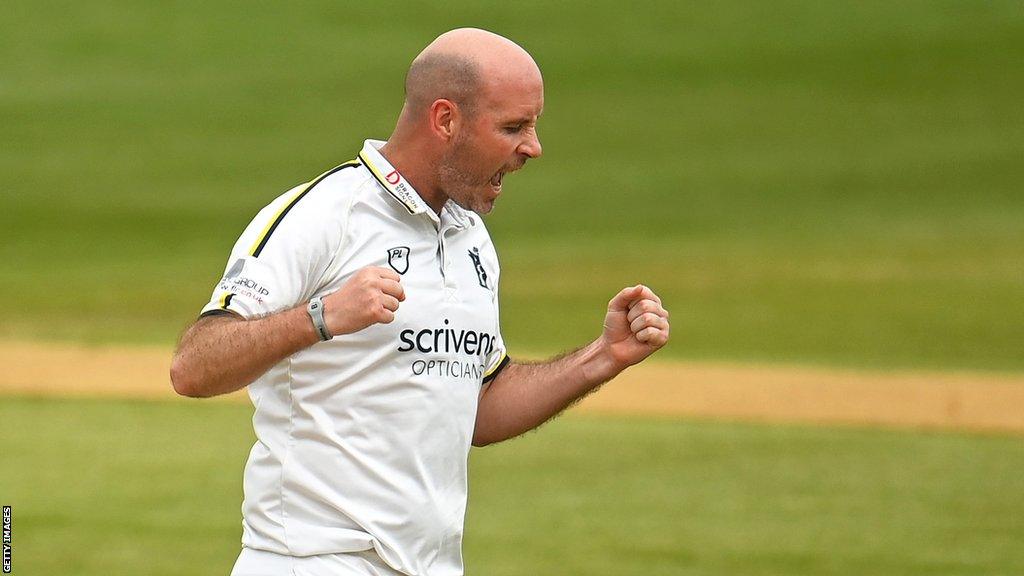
[377,137,447,215]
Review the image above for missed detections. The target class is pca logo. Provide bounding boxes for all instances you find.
[468,247,489,289]
[387,246,410,275]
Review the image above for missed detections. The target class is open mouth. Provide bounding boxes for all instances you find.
[490,163,524,190]
[489,171,504,189]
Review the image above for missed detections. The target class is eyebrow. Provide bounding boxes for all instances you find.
[503,113,542,124]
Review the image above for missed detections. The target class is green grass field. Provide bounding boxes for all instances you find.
[1,396,1023,576]
[3,2,1024,575]
[2,1,1022,370]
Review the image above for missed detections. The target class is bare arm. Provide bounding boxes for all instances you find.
[473,285,670,446]
[170,308,319,398]
[170,266,405,398]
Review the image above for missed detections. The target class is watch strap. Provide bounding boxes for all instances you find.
[307,296,332,341]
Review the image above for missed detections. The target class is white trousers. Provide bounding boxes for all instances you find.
[230,547,405,576]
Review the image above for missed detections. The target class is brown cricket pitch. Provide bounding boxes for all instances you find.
[3,340,1023,433]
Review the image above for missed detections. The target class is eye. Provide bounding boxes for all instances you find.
[503,124,524,134]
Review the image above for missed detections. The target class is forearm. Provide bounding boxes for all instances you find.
[473,339,624,446]
[170,306,319,398]
[171,267,404,398]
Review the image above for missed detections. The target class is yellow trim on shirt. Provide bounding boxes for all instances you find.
[484,352,509,378]
[247,184,311,256]
[246,160,360,257]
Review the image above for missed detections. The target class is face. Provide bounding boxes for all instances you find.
[437,71,544,215]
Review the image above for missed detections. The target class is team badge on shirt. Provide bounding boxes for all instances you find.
[387,246,410,275]
[468,247,489,289]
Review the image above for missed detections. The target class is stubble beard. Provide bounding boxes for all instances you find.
[437,133,494,215]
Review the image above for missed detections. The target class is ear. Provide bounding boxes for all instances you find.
[429,98,459,142]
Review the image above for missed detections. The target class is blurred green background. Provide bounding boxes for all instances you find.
[2,0,1022,370]
[3,397,1024,575]
[2,2,1023,575]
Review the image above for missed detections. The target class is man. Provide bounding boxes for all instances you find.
[171,28,670,576]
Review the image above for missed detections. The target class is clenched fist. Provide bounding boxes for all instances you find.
[601,284,670,369]
[321,267,406,336]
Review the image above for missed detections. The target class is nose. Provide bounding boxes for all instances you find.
[518,130,542,159]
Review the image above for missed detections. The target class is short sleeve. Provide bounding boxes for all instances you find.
[480,240,509,384]
[200,178,350,320]
[482,340,509,384]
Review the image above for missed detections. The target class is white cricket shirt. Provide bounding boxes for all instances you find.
[200,140,509,576]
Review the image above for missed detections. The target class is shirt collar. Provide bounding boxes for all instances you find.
[358,139,473,229]
[358,139,431,216]
[442,199,474,229]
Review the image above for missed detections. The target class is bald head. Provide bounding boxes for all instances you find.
[382,29,544,215]
[404,28,541,117]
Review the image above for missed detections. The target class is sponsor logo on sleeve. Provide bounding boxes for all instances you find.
[225,258,245,280]
[216,258,270,305]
